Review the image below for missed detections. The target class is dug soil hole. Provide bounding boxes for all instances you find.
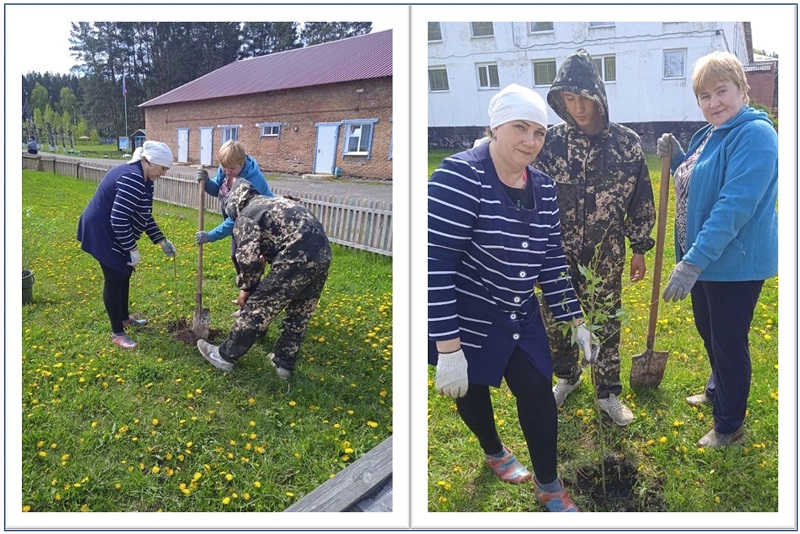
[574,454,667,512]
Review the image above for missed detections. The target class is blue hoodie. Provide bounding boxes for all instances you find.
[670,106,778,282]
[203,154,274,242]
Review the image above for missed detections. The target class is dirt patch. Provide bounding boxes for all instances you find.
[167,316,225,346]
[574,454,667,512]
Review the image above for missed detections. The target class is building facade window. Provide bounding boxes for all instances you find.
[589,22,615,28]
[257,122,282,138]
[428,22,442,42]
[528,22,554,33]
[429,67,449,92]
[533,59,557,86]
[593,55,617,82]
[219,125,240,143]
[663,49,687,79]
[477,63,500,89]
[343,119,378,159]
[470,22,494,38]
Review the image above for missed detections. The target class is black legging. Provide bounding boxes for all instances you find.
[455,347,558,484]
[101,263,132,334]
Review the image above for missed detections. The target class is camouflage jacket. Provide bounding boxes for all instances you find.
[536,48,655,269]
[225,179,332,292]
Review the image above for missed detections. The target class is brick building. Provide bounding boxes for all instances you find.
[141,30,393,181]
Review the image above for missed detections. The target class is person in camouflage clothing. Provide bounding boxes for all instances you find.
[196,179,332,378]
[535,49,656,426]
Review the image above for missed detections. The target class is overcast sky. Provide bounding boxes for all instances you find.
[15,18,786,76]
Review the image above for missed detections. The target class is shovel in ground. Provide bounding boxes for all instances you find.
[192,166,211,340]
[630,147,672,388]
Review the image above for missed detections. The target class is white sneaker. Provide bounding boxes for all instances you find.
[268,353,292,379]
[597,394,634,426]
[196,339,234,371]
[553,377,581,408]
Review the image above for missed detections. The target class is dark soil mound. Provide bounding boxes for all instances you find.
[166,316,224,346]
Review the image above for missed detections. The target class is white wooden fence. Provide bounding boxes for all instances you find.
[23,153,392,256]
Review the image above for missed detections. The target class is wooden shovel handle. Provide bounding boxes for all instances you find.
[196,175,206,311]
[646,150,672,350]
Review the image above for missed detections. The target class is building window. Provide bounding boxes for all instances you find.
[533,60,557,86]
[343,119,378,158]
[388,117,393,161]
[528,22,554,33]
[471,22,494,38]
[477,63,500,89]
[429,67,449,92]
[219,125,240,143]
[592,55,617,82]
[428,22,442,42]
[257,122,282,138]
[589,22,615,28]
[663,49,687,79]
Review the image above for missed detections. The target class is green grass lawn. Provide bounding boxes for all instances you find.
[20,170,393,512]
[426,149,779,512]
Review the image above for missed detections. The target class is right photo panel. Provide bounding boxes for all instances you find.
[414,4,796,529]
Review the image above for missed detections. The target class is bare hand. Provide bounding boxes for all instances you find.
[237,290,250,308]
[630,254,646,283]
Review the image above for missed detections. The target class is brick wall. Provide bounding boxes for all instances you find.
[143,77,393,180]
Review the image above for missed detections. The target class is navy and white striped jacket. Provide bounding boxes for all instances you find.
[428,142,582,385]
[77,161,165,274]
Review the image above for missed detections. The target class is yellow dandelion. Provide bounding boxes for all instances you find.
[254,481,262,488]
[289,400,297,407]
[226,473,234,481]
[152,419,159,426]
[367,421,378,428]
[222,496,231,505]
[286,492,295,498]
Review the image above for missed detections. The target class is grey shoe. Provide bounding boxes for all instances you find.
[596,394,634,426]
[196,339,234,371]
[696,427,744,448]
[268,353,292,379]
[686,393,712,407]
[553,377,581,408]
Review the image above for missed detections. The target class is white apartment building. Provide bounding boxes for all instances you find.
[428,21,753,149]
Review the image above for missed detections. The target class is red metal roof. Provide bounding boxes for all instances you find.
[141,29,392,107]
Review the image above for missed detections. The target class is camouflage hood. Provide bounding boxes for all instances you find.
[225,178,260,221]
[547,48,609,132]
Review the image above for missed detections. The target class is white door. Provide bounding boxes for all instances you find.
[200,128,213,166]
[177,128,189,163]
[314,123,338,174]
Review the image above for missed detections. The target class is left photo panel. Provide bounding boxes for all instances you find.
[7,4,410,530]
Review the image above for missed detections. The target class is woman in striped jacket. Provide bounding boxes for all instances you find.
[77,141,178,350]
[428,84,595,512]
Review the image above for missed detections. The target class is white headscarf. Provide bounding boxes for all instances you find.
[488,83,548,129]
[128,140,174,168]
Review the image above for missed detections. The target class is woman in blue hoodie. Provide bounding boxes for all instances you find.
[657,52,778,448]
[195,140,274,275]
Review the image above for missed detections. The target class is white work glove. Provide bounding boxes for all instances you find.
[160,239,177,258]
[435,349,469,398]
[656,133,684,159]
[663,260,702,302]
[196,168,209,182]
[127,248,141,267]
[575,323,599,366]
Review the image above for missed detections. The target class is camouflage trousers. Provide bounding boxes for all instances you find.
[218,259,330,370]
[541,265,624,399]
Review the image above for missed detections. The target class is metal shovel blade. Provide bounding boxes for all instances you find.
[630,349,669,388]
[192,307,210,341]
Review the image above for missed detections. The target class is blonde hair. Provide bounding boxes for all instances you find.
[692,51,750,100]
[218,140,246,168]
